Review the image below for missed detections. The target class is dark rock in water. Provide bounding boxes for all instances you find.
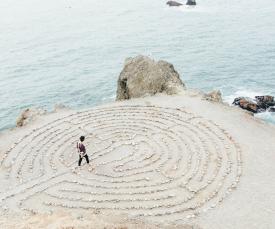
[233,97,252,106]
[232,97,259,113]
[233,95,275,113]
[255,95,274,103]
[166,1,183,7]
[255,95,275,109]
[268,107,275,112]
[186,0,196,5]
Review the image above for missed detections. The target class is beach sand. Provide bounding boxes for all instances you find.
[0,91,275,229]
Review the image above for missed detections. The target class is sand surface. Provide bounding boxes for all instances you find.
[0,92,274,229]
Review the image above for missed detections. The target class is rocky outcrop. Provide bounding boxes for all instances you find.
[166,1,183,7]
[186,0,196,5]
[53,103,70,112]
[16,105,71,128]
[116,56,185,100]
[204,90,222,103]
[233,95,275,113]
[233,97,259,113]
[16,107,47,127]
[255,96,275,110]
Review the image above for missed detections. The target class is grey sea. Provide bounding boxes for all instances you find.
[0,0,275,131]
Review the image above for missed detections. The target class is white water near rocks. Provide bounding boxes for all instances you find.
[0,0,275,131]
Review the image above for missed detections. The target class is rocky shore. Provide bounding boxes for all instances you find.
[0,56,275,229]
[233,96,275,113]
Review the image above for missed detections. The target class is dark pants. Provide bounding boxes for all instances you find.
[78,154,89,166]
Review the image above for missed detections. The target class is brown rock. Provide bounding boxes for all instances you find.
[16,107,47,127]
[204,90,222,103]
[233,97,259,113]
[239,99,258,113]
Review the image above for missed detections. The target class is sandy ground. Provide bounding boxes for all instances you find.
[0,210,201,229]
[0,91,275,229]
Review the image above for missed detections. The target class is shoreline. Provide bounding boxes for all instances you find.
[1,87,274,135]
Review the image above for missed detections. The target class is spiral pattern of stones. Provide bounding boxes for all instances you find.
[0,105,242,222]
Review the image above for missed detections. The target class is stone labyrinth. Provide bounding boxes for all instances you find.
[0,105,242,222]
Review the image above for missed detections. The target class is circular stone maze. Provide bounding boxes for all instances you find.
[0,105,242,222]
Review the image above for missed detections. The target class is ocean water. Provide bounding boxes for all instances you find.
[0,0,275,131]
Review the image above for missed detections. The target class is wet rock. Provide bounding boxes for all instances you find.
[204,90,222,103]
[116,55,185,100]
[255,95,275,110]
[166,1,183,7]
[233,97,259,113]
[268,107,275,112]
[233,95,275,113]
[186,0,196,5]
[16,107,47,127]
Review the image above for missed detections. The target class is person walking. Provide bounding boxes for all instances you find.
[77,136,90,166]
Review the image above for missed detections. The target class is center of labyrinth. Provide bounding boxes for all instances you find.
[0,105,242,221]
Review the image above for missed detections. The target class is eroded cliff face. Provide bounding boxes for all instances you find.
[116,56,185,100]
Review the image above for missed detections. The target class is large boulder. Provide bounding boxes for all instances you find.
[16,107,47,127]
[166,1,183,7]
[116,56,185,100]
